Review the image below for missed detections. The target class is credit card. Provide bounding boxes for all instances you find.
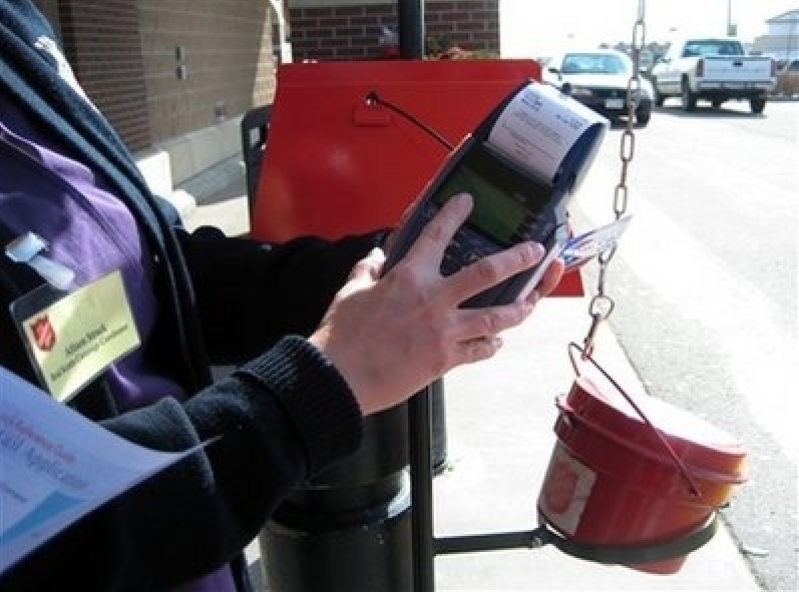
[560,215,632,271]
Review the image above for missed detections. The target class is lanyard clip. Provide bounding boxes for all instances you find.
[5,232,76,290]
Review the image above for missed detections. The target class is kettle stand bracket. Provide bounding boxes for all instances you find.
[407,387,719,592]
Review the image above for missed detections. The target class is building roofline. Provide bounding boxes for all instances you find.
[766,9,799,24]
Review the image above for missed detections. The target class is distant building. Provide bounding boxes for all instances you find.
[751,9,799,59]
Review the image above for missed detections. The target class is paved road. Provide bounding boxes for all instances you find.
[573,99,798,591]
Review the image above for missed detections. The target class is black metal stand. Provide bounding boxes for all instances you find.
[398,0,425,58]
[260,404,412,591]
[395,3,717,589]
[406,388,721,592]
[409,386,435,591]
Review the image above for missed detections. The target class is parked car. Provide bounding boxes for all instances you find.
[543,48,654,127]
[773,58,799,96]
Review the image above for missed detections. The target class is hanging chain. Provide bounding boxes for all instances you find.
[582,0,646,358]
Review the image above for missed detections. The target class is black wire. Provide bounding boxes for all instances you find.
[364,91,454,151]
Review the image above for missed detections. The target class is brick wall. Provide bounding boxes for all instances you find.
[138,0,276,144]
[38,1,498,150]
[426,0,499,56]
[55,0,276,151]
[59,0,151,149]
[288,0,500,62]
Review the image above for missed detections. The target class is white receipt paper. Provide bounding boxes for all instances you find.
[486,81,607,192]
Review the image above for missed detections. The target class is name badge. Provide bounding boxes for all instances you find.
[10,270,141,402]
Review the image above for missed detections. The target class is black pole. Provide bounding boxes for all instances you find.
[398,5,438,591]
[409,386,435,592]
[398,0,425,58]
[398,0,443,592]
[259,405,412,591]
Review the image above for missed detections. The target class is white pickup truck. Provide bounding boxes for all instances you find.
[651,37,775,114]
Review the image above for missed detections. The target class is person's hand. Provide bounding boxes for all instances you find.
[309,193,564,415]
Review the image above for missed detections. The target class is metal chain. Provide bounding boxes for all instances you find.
[582,0,646,357]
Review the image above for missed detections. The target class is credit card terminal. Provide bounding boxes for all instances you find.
[382,80,608,308]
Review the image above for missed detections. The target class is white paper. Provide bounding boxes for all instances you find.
[0,366,202,574]
[486,81,608,185]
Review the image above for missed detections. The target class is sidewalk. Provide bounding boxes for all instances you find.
[180,163,761,591]
[426,303,758,591]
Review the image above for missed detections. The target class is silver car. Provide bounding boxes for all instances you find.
[544,48,654,127]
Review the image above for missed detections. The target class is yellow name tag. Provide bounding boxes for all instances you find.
[16,270,141,402]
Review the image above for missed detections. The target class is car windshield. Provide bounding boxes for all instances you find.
[560,53,628,75]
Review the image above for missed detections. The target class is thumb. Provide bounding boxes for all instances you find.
[346,247,385,287]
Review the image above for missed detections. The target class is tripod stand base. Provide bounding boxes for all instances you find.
[433,512,719,572]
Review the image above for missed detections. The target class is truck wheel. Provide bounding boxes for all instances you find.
[681,80,697,111]
[750,97,766,114]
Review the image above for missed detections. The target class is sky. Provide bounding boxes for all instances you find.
[499,0,797,58]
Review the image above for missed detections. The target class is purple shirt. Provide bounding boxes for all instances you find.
[1,94,237,591]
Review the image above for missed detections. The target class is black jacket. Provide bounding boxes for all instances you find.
[0,1,379,589]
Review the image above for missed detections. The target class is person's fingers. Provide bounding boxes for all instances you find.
[450,299,535,344]
[401,192,473,266]
[454,335,504,364]
[529,256,565,301]
[443,240,545,305]
[355,247,385,280]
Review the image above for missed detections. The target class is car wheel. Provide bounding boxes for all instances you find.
[681,79,697,111]
[750,96,766,114]
[635,103,652,126]
[711,99,724,108]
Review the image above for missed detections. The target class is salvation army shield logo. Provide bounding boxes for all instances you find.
[542,455,578,514]
[30,315,56,352]
[539,444,597,536]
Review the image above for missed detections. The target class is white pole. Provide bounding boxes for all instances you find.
[269,0,293,64]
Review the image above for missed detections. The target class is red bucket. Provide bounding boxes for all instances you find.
[537,365,747,574]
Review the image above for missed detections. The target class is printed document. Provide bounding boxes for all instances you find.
[0,366,201,574]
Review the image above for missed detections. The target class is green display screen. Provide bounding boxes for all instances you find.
[432,145,550,246]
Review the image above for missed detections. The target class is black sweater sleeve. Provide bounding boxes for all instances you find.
[0,336,363,591]
[177,225,384,364]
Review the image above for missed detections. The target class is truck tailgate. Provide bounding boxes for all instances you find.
[701,57,773,83]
